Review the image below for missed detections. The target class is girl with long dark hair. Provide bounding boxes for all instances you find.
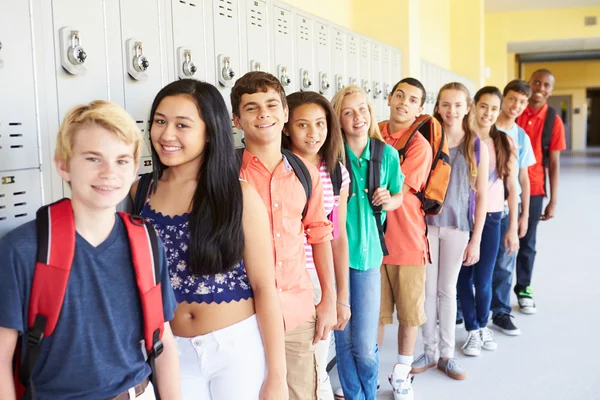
[457,86,519,357]
[131,79,287,399]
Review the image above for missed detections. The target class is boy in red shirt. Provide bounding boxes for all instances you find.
[515,69,566,314]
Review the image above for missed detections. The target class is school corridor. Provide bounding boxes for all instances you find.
[329,149,600,400]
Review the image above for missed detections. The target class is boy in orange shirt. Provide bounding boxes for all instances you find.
[231,71,336,400]
[377,78,433,400]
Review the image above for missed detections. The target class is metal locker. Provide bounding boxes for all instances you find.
[294,12,314,93]
[391,49,401,90]
[370,42,383,121]
[0,0,40,172]
[381,46,392,119]
[359,37,371,101]
[0,169,43,240]
[213,0,243,106]
[119,0,165,166]
[346,32,359,88]
[244,0,270,74]
[52,0,111,120]
[171,0,213,83]
[272,3,294,93]
[330,26,346,95]
[314,20,331,99]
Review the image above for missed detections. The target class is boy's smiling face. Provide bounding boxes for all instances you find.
[56,124,137,212]
[233,88,289,146]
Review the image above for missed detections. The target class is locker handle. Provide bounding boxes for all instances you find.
[221,57,235,81]
[280,66,291,87]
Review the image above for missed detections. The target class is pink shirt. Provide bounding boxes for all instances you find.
[485,136,516,213]
[305,162,350,269]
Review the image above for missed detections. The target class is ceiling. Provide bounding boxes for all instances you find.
[508,37,600,53]
[485,0,600,13]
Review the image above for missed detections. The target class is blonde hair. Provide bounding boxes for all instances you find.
[54,100,143,166]
[331,85,384,141]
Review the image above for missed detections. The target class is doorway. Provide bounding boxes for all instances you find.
[586,89,600,148]
[547,95,572,150]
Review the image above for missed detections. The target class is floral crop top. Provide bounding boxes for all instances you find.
[140,192,253,304]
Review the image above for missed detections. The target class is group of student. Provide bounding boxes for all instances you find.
[0,67,565,400]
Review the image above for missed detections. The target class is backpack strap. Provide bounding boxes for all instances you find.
[119,213,164,400]
[396,115,430,163]
[20,198,76,399]
[344,146,353,201]
[282,149,312,219]
[541,106,556,168]
[133,173,153,216]
[330,161,343,197]
[367,139,389,256]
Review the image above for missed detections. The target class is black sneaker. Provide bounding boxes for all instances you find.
[492,313,521,336]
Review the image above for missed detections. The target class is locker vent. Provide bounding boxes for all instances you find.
[349,37,357,56]
[383,49,390,63]
[179,0,197,6]
[250,2,264,28]
[361,42,368,59]
[276,11,289,35]
[318,26,327,47]
[299,19,310,41]
[372,46,380,62]
[335,33,343,52]
[218,0,234,19]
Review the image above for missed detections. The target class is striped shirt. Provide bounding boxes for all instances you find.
[305,162,351,269]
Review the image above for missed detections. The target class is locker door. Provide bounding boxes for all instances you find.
[330,27,346,96]
[346,32,359,88]
[0,0,39,172]
[120,0,166,177]
[0,1,43,238]
[213,0,242,107]
[295,12,314,93]
[381,46,392,119]
[314,21,331,99]
[52,0,110,120]
[245,0,269,74]
[359,37,371,100]
[391,49,401,89]
[172,0,213,83]
[0,170,42,240]
[272,3,294,93]
[370,42,383,121]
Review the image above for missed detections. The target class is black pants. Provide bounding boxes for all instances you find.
[515,195,545,292]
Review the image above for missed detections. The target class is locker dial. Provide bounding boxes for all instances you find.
[319,73,330,94]
[300,69,312,91]
[182,50,197,77]
[59,27,87,75]
[218,55,235,87]
[133,43,150,72]
[278,66,291,87]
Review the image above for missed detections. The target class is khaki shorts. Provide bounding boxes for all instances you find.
[379,264,427,327]
[285,314,319,400]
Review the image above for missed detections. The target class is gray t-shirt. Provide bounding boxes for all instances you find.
[427,146,471,232]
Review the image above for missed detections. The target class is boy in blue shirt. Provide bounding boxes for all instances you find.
[491,80,536,336]
[0,101,180,399]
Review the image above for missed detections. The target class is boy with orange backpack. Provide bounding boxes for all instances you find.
[0,101,180,399]
[377,78,450,400]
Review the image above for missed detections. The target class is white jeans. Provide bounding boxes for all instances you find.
[308,268,334,400]
[423,225,470,359]
[177,314,267,399]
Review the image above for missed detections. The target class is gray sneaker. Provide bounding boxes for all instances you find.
[411,353,437,373]
[437,358,467,380]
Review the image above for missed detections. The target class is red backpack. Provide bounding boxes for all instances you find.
[13,198,165,400]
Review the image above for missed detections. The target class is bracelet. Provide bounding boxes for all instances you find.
[337,300,351,308]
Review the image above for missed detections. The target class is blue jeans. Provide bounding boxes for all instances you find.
[334,267,381,400]
[457,212,502,332]
[516,195,544,290]
[491,207,519,316]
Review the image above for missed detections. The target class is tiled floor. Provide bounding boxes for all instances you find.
[329,149,600,400]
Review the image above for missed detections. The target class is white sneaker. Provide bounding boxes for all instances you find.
[518,297,537,314]
[462,329,482,356]
[389,364,414,400]
[334,387,344,399]
[480,327,498,351]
